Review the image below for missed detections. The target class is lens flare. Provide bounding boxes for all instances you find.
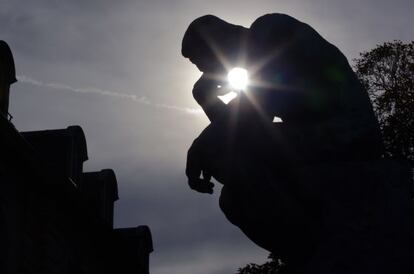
[227,67,249,91]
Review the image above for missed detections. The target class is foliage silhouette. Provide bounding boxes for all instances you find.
[236,253,285,274]
[354,40,414,163]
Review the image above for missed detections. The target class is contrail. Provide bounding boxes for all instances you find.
[17,75,202,115]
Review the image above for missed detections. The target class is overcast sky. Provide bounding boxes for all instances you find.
[1,0,413,273]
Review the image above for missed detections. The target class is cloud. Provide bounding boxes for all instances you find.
[17,75,202,115]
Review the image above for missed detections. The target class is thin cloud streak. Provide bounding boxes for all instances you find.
[17,75,202,115]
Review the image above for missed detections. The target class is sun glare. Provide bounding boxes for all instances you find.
[273,116,283,123]
[218,91,238,104]
[228,67,249,91]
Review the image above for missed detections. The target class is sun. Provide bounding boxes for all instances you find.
[227,67,249,91]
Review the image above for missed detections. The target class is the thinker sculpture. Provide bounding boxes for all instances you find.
[182,14,414,273]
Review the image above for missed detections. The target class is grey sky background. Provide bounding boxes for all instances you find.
[1,0,413,273]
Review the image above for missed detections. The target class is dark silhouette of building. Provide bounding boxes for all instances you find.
[0,118,153,274]
[0,41,153,274]
[0,40,17,120]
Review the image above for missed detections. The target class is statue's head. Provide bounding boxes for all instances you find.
[182,15,248,73]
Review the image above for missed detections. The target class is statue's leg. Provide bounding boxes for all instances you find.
[218,165,321,268]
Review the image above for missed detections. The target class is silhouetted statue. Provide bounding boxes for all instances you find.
[182,14,414,273]
[0,41,17,119]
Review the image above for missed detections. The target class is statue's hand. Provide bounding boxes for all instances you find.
[193,74,230,122]
[188,176,215,194]
[186,136,215,194]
